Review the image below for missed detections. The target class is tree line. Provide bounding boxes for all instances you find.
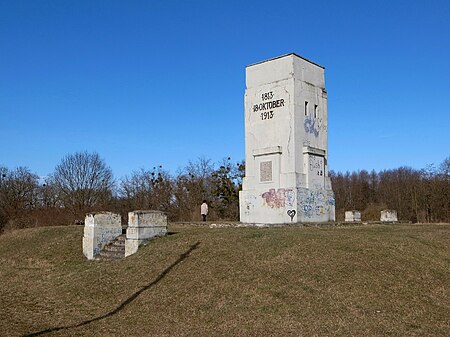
[330,157,449,222]
[0,152,448,232]
[0,152,244,232]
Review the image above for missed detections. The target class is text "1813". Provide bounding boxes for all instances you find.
[261,92,274,101]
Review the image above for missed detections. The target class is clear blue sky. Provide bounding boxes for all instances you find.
[1,0,449,179]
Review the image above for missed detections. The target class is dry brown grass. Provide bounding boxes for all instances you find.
[0,223,449,336]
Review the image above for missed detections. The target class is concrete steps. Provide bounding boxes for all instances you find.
[96,234,126,260]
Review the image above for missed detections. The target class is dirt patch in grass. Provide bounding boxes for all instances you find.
[0,223,449,336]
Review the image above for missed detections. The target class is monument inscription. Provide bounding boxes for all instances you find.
[249,87,287,123]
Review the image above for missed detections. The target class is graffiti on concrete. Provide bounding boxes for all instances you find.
[304,116,319,137]
[309,155,324,176]
[242,194,257,216]
[93,246,100,257]
[287,209,296,221]
[285,189,295,206]
[93,229,121,257]
[262,188,295,208]
[297,189,335,218]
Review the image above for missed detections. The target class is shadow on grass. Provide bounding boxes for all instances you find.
[23,241,201,337]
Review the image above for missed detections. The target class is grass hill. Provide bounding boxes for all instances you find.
[1,223,449,336]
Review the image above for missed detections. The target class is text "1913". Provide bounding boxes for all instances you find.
[261,111,274,120]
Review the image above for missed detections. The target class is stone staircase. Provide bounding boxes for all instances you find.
[96,234,126,260]
[84,211,167,260]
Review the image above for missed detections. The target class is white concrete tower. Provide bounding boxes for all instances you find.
[239,53,335,224]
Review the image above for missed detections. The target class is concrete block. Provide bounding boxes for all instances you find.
[381,210,398,222]
[125,210,167,257]
[82,212,122,260]
[126,226,167,240]
[345,211,361,222]
[125,239,141,257]
[128,210,167,227]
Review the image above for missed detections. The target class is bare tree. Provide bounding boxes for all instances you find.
[173,157,216,221]
[0,166,7,229]
[119,166,173,214]
[211,157,244,220]
[51,152,114,214]
[0,166,39,231]
[0,166,39,212]
[36,178,63,209]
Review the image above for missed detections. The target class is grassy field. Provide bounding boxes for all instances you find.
[0,223,449,337]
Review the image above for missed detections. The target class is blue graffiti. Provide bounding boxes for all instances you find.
[302,204,314,217]
[298,189,335,218]
[304,116,319,137]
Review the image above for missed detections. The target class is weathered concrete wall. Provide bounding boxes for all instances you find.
[82,212,122,260]
[239,53,335,224]
[345,211,361,222]
[125,210,167,257]
[381,210,398,222]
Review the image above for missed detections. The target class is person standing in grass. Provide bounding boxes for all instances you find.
[201,200,208,221]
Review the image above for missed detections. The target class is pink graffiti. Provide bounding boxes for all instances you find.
[262,188,294,208]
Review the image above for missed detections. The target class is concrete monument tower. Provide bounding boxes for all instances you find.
[239,53,335,223]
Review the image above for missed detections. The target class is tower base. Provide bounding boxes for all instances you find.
[239,187,335,224]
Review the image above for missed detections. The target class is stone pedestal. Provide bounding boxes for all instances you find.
[125,210,167,257]
[345,211,361,222]
[239,53,335,224]
[381,210,398,222]
[82,212,122,260]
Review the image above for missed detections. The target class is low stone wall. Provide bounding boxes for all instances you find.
[345,211,361,222]
[381,210,398,222]
[125,210,167,257]
[82,212,122,260]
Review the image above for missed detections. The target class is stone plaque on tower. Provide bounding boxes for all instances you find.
[239,53,335,223]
